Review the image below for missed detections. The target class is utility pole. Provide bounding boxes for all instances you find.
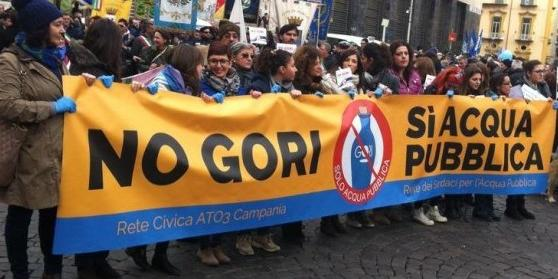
[406,0,415,43]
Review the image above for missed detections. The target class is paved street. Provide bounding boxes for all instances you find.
[1,195,558,279]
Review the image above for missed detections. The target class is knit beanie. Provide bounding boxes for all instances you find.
[12,0,62,33]
[217,21,240,39]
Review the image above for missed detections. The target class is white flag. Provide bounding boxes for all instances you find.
[229,0,247,43]
[274,0,318,43]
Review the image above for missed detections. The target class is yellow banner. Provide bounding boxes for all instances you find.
[92,0,132,20]
[54,76,555,254]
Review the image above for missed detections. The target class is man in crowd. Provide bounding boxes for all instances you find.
[218,20,240,47]
[277,23,299,44]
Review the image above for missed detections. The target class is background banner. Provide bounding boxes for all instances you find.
[154,0,198,30]
[54,76,555,254]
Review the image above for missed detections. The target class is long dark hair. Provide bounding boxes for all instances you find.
[255,48,292,76]
[459,64,484,95]
[167,44,204,96]
[293,45,322,93]
[337,48,364,89]
[362,43,392,76]
[390,40,415,82]
[489,70,509,94]
[83,19,122,78]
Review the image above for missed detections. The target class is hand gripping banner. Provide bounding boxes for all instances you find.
[54,76,556,254]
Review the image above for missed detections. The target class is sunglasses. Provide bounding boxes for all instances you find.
[240,53,254,59]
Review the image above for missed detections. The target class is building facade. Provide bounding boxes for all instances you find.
[328,0,481,53]
[479,0,555,63]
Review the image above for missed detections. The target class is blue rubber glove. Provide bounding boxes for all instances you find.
[213,93,225,104]
[314,91,324,98]
[347,88,356,99]
[553,101,558,110]
[490,93,499,101]
[53,97,76,114]
[146,83,159,95]
[98,75,114,89]
[271,84,281,94]
[446,89,455,98]
[374,87,383,98]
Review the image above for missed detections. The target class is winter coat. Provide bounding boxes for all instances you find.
[235,67,254,95]
[249,73,294,93]
[391,68,423,94]
[0,45,63,209]
[139,45,171,73]
[68,41,115,78]
[363,69,400,93]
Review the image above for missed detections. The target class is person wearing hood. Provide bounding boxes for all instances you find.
[66,18,123,279]
[0,0,77,278]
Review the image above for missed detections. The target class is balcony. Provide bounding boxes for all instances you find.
[483,0,507,7]
[516,34,533,42]
[483,32,504,41]
[520,0,537,7]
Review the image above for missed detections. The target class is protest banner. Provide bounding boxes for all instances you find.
[54,76,555,254]
[154,0,198,30]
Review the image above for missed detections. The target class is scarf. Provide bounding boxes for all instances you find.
[15,32,65,79]
[202,68,240,96]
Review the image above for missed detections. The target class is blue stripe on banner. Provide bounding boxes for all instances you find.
[53,173,547,254]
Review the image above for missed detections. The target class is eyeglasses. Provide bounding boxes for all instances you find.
[240,53,254,59]
[209,59,230,66]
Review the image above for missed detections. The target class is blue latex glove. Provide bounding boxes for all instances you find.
[374,87,383,98]
[213,93,225,104]
[98,75,114,88]
[446,89,455,98]
[314,91,324,98]
[271,84,281,94]
[553,101,558,110]
[347,88,356,99]
[146,83,159,95]
[490,94,499,101]
[53,97,76,114]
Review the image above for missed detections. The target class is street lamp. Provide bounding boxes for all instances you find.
[406,0,414,43]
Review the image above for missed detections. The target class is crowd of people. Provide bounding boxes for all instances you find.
[0,0,557,278]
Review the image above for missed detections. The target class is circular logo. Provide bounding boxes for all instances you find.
[333,100,392,205]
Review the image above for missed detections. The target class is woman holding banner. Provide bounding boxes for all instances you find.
[292,45,349,237]
[504,60,546,220]
[0,0,76,278]
[249,48,303,244]
[126,43,205,273]
[66,18,123,279]
[229,42,283,256]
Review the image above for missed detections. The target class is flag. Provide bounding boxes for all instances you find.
[473,29,483,56]
[274,0,318,43]
[92,0,132,20]
[308,0,333,42]
[461,31,468,55]
[154,0,198,30]
[229,0,247,42]
[215,0,226,19]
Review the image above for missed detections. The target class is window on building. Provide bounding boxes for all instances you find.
[521,0,534,5]
[491,16,501,34]
[520,17,531,40]
[495,0,505,4]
